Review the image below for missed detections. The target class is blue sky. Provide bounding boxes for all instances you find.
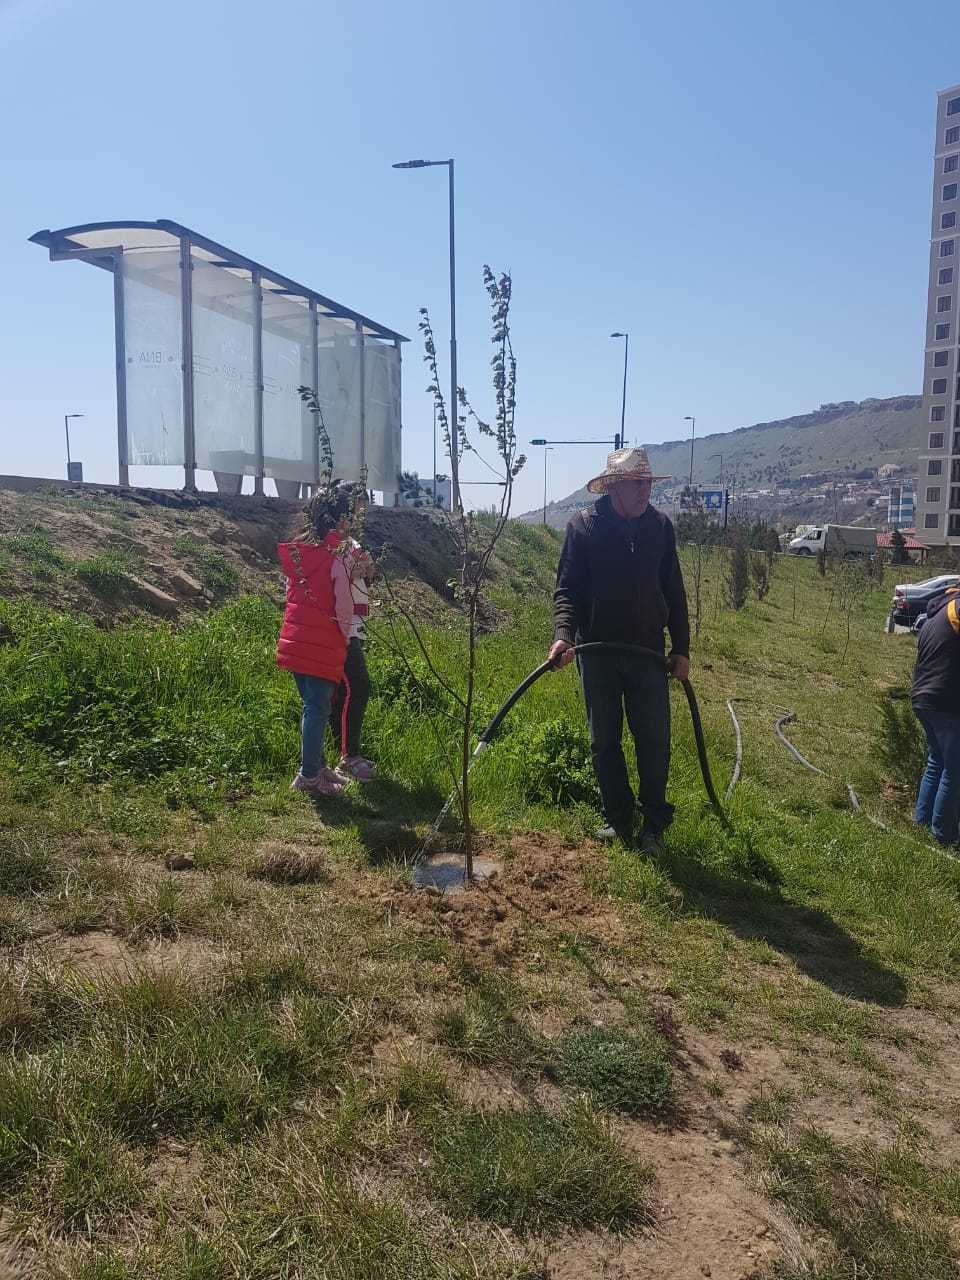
[0,0,956,512]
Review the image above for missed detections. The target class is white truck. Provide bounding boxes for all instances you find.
[787,524,877,558]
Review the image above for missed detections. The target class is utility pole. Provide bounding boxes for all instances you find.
[684,415,696,486]
[610,332,629,450]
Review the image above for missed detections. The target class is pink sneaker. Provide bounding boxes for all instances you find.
[336,755,377,783]
[290,767,346,796]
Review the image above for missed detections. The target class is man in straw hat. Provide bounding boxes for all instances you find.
[548,447,689,853]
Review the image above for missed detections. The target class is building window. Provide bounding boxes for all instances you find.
[935,350,950,366]
[949,126,960,145]
[934,378,949,394]
[953,488,960,510]
[944,183,959,202]
[938,295,954,313]
[932,406,947,422]
[930,431,946,448]
[942,239,956,256]
[943,212,958,230]
[936,323,951,340]
[930,459,944,476]
[940,267,955,285]
[947,155,960,174]
[926,513,941,529]
[949,96,960,116]
[927,487,942,503]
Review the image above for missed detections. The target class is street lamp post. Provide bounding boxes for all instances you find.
[610,332,629,450]
[542,447,554,526]
[64,413,83,480]
[393,157,460,511]
[684,415,696,487]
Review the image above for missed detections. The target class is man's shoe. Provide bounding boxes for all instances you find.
[596,824,636,848]
[638,828,667,856]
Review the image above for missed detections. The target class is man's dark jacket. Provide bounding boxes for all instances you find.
[553,497,690,657]
[912,587,960,718]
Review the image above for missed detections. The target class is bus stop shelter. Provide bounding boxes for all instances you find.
[30,220,406,499]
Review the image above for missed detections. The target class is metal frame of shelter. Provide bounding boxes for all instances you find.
[30,220,407,496]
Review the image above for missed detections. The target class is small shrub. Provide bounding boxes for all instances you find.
[556,1025,674,1115]
[429,1102,651,1231]
[506,718,600,809]
[725,534,750,610]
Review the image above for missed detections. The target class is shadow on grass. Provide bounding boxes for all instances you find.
[308,773,444,867]
[653,843,907,1007]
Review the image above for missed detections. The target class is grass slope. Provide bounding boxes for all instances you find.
[2,519,960,1278]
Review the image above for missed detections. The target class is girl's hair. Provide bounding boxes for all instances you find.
[303,482,363,542]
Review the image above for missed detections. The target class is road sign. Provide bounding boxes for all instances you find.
[701,489,725,512]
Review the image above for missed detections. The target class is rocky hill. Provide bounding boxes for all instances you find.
[526,394,921,528]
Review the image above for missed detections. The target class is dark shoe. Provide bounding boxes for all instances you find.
[595,824,636,848]
[638,828,667,856]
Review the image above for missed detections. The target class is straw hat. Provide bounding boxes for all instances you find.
[586,446,671,495]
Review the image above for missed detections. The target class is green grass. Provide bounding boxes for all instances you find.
[428,1101,652,1231]
[3,517,960,1275]
[749,1125,960,1278]
[73,549,134,595]
[554,1024,674,1116]
[2,524,68,579]
[173,534,241,596]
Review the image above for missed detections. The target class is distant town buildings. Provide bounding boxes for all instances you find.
[916,83,960,543]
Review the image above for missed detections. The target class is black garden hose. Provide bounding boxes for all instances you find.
[474,641,730,829]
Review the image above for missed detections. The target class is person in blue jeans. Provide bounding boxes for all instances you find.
[912,586,960,846]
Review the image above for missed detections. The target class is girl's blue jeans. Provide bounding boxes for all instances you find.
[293,673,336,777]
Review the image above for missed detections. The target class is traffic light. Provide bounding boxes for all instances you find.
[614,433,621,450]
[530,438,547,445]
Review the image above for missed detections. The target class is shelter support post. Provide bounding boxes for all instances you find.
[310,302,320,494]
[179,236,196,491]
[357,321,366,493]
[253,270,264,495]
[112,251,129,488]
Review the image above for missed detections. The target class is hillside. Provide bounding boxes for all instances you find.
[527,394,921,528]
[0,482,512,626]
[4,486,960,1279]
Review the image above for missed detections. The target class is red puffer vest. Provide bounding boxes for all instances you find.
[276,536,347,683]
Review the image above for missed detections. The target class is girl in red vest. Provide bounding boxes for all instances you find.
[277,489,354,796]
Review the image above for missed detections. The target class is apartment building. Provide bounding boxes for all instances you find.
[917,83,960,543]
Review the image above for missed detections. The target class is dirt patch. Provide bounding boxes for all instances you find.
[538,1127,787,1280]
[32,928,227,978]
[379,833,623,964]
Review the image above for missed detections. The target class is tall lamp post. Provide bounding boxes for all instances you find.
[610,332,629,450]
[684,414,696,486]
[542,447,554,526]
[393,157,460,510]
[64,413,83,481]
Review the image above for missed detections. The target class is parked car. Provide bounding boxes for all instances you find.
[889,575,960,627]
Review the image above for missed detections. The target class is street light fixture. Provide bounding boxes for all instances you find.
[542,447,554,527]
[610,332,628,449]
[683,415,696,487]
[393,157,460,510]
[64,413,84,481]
